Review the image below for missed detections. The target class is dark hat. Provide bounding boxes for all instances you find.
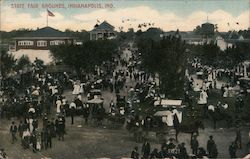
[169,138,175,141]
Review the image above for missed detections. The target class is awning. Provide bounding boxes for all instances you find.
[154,99,182,107]
[239,77,250,81]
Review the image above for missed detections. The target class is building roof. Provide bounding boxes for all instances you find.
[91,21,114,32]
[219,31,250,43]
[14,27,73,39]
[202,22,214,26]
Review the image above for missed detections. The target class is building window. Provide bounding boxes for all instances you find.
[50,40,65,46]
[37,41,47,47]
[97,33,103,38]
[18,41,34,46]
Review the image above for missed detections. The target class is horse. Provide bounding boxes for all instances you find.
[125,115,146,142]
[208,109,233,129]
[173,114,204,142]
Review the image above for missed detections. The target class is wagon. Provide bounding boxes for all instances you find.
[87,89,102,100]
[239,77,250,93]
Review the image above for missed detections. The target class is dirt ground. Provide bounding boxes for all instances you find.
[0,114,250,159]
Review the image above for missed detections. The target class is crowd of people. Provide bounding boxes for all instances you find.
[0,42,149,155]
[0,43,249,158]
[129,134,245,159]
[130,135,222,159]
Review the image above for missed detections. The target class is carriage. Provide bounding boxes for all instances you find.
[87,98,106,125]
[151,99,184,140]
[148,99,203,141]
[125,99,186,142]
[87,89,102,100]
[239,77,250,93]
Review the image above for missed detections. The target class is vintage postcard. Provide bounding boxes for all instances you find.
[0,0,250,158]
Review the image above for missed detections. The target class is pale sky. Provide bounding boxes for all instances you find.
[1,0,250,32]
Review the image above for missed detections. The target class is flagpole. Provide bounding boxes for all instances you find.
[46,9,48,27]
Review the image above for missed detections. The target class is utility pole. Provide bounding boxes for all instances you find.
[0,0,2,91]
[249,0,250,30]
[0,0,2,43]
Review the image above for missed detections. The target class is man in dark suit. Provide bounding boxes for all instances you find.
[131,146,139,159]
[10,121,17,144]
[207,135,218,158]
[58,118,64,141]
[141,140,151,159]
[191,135,199,155]
[228,142,237,158]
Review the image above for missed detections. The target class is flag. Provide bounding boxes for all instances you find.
[47,9,55,17]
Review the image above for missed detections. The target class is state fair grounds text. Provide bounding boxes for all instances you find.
[10,3,114,9]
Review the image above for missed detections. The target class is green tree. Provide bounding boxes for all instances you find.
[50,40,118,74]
[0,49,16,77]
[188,42,220,67]
[15,55,31,71]
[193,25,202,35]
[201,42,220,65]
[138,35,187,98]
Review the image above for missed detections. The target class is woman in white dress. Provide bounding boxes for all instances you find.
[79,83,85,94]
[198,90,208,105]
[72,82,80,95]
[223,86,229,97]
[56,99,62,114]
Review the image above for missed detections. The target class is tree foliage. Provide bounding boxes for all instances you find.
[136,28,163,42]
[188,41,250,69]
[0,49,16,77]
[0,29,33,43]
[50,40,118,73]
[15,55,31,71]
[138,35,187,98]
[65,29,90,42]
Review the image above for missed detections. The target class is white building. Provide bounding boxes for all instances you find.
[90,21,116,40]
